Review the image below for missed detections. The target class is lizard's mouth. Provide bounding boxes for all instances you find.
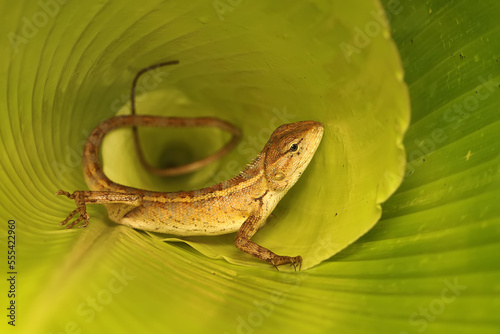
[289,122,324,181]
[299,122,324,168]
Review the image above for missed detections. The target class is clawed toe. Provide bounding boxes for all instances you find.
[77,212,90,228]
[56,190,72,198]
[57,190,90,229]
[271,255,303,271]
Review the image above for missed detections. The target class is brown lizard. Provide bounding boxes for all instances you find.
[56,61,324,270]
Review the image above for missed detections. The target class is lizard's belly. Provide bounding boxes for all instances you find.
[115,198,254,236]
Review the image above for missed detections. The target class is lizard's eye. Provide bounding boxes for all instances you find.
[289,143,299,152]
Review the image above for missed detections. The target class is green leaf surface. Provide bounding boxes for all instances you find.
[1,1,499,334]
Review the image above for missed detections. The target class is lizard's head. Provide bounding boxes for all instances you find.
[263,121,324,192]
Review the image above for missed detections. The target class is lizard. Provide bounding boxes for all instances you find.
[56,61,324,270]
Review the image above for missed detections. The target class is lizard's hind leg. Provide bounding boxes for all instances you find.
[56,190,143,229]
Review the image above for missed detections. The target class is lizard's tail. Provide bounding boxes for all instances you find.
[83,115,241,192]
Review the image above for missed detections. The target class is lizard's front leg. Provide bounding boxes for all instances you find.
[56,190,143,229]
[234,214,302,271]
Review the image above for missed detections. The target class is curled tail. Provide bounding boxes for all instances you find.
[82,115,241,191]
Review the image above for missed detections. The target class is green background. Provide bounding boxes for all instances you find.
[1,0,499,333]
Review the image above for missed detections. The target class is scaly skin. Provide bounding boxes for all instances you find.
[57,61,324,270]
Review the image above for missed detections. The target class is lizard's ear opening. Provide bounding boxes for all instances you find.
[262,137,298,192]
[262,127,292,191]
[262,121,324,192]
[264,168,290,192]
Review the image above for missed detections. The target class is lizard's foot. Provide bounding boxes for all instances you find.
[270,255,303,271]
[56,190,90,229]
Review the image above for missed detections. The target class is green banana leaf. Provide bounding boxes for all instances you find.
[1,0,499,334]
